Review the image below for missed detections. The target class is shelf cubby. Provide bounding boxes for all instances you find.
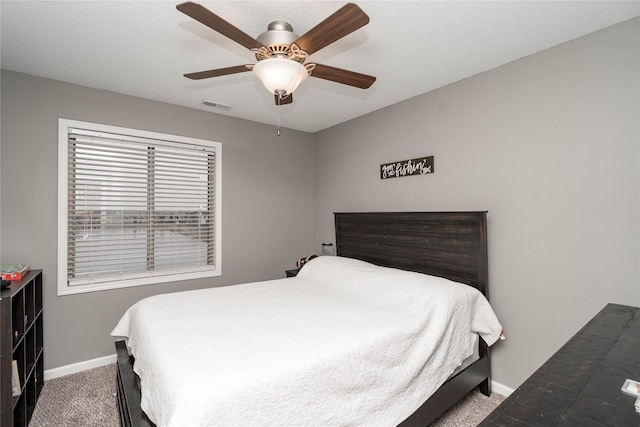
[1,270,44,427]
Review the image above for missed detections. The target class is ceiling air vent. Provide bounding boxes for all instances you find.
[201,100,234,111]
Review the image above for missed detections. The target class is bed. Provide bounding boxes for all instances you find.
[113,211,502,426]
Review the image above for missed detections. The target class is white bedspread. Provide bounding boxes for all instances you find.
[111,256,502,427]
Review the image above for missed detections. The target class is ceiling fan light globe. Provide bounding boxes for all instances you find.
[253,57,309,96]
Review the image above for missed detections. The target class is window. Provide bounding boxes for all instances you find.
[58,119,222,295]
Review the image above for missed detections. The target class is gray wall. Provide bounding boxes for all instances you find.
[0,71,315,369]
[313,17,640,390]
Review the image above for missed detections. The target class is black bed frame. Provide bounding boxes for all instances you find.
[115,211,491,426]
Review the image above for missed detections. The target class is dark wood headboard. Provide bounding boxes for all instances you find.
[334,212,488,297]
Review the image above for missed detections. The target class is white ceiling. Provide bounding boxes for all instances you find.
[2,1,639,133]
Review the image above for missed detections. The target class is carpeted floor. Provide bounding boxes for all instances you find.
[30,364,118,426]
[30,364,504,426]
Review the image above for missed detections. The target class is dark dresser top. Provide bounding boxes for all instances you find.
[481,303,640,426]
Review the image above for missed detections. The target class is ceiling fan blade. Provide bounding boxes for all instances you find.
[294,3,369,55]
[184,65,251,80]
[176,2,263,50]
[275,93,293,106]
[310,63,376,89]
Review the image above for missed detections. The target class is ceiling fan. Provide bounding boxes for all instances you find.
[176,2,376,106]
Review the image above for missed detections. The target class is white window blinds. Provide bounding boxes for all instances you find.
[58,120,221,294]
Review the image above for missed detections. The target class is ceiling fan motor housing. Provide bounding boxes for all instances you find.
[257,21,299,45]
[255,21,305,62]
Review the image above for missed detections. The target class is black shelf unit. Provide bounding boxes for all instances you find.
[0,270,43,427]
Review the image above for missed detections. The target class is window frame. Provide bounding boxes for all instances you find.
[57,118,222,296]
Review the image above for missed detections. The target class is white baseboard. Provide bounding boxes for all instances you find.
[491,380,514,397]
[44,354,116,381]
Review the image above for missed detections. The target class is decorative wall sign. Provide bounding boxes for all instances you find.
[380,156,434,179]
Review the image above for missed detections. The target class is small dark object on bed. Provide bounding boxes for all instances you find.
[1,280,10,289]
[296,254,317,268]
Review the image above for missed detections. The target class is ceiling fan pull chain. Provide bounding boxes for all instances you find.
[277,94,281,136]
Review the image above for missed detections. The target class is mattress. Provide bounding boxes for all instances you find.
[112,256,502,427]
